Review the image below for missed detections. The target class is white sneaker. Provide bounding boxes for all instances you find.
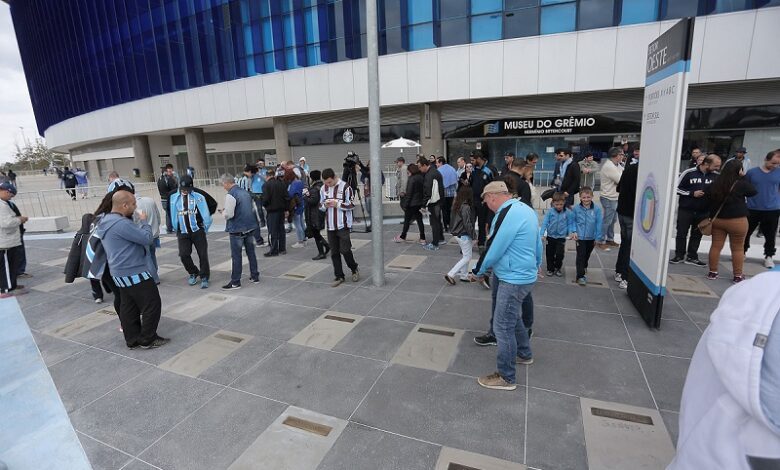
[618,280,628,289]
[765,256,775,269]
[614,272,623,282]
[291,242,305,248]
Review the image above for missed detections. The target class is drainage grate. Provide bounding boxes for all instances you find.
[387,264,413,270]
[418,327,455,337]
[282,416,332,436]
[283,274,307,279]
[447,464,481,470]
[591,407,653,425]
[214,333,244,343]
[324,314,355,323]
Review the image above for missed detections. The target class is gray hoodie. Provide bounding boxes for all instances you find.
[96,213,153,278]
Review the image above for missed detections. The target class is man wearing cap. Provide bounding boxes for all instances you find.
[97,191,168,349]
[728,146,752,171]
[395,156,408,201]
[219,174,260,290]
[262,168,290,257]
[501,151,515,177]
[0,181,28,298]
[169,176,212,288]
[469,181,542,391]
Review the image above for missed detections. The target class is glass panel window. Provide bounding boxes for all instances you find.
[711,0,750,13]
[408,0,433,24]
[661,0,700,19]
[541,0,571,4]
[407,23,435,50]
[578,0,615,30]
[382,27,404,54]
[471,13,502,42]
[620,0,659,25]
[304,8,319,43]
[503,7,539,38]
[472,0,503,14]
[382,0,402,28]
[283,14,295,47]
[440,18,470,46]
[505,0,539,9]
[306,44,322,64]
[540,3,576,34]
[441,0,469,19]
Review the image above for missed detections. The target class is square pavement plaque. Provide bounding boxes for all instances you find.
[565,266,609,288]
[280,262,328,281]
[158,330,252,378]
[581,397,675,470]
[391,324,464,372]
[288,311,363,350]
[435,447,527,470]
[44,308,117,339]
[227,406,347,470]
[166,293,236,322]
[666,274,718,298]
[386,254,427,271]
[350,238,371,250]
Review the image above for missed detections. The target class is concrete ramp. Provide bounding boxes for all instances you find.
[0,298,92,470]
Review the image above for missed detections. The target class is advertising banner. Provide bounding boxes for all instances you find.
[627,18,694,328]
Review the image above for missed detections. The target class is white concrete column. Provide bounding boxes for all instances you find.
[419,103,443,159]
[273,117,292,163]
[184,128,208,176]
[131,135,154,181]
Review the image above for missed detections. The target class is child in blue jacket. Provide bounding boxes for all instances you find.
[571,187,603,285]
[540,192,575,277]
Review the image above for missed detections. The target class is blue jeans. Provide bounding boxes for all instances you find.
[492,280,534,384]
[293,212,306,243]
[488,274,534,336]
[230,230,259,284]
[599,197,618,242]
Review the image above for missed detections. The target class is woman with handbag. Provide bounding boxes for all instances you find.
[394,164,426,244]
[704,159,757,282]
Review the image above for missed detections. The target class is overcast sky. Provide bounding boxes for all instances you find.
[0,6,41,164]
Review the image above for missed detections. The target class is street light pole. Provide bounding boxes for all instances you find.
[366,0,384,287]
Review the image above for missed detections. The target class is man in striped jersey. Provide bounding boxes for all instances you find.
[320,168,359,287]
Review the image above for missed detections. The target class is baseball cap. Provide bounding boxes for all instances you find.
[107,178,135,194]
[0,181,16,193]
[737,147,747,153]
[299,156,306,161]
[481,181,509,199]
[179,175,194,189]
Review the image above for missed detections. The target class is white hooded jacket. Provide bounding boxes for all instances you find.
[668,271,780,469]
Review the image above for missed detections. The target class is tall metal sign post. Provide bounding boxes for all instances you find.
[627,18,695,328]
[366,0,384,287]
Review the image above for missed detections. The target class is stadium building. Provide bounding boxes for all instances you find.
[8,0,780,181]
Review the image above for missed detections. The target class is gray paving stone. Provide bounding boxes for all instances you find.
[139,388,286,470]
[330,286,392,315]
[394,271,446,295]
[525,387,587,470]
[78,433,134,470]
[274,281,357,310]
[167,293,238,322]
[122,459,159,470]
[32,331,88,366]
[533,281,620,314]
[528,338,655,408]
[44,309,116,340]
[623,316,701,358]
[70,368,222,455]
[224,300,324,341]
[352,364,525,463]
[358,269,411,289]
[435,447,527,470]
[331,316,414,362]
[533,306,632,349]
[422,294,492,332]
[447,330,527,383]
[228,276,300,299]
[660,410,680,448]
[198,335,282,385]
[637,353,690,412]
[614,290,689,321]
[317,422,440,470]
[49,348,153,413]
[669,293,720,324]
[159,330,253,378]
[564,266,610,288]
[232,343,385,419]
[370,291,435,323]
[22,297,104,332]
[666,274,718,298]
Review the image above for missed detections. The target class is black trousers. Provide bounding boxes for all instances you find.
[177,229,209,279]
[442,196,454,229]
[675,208,707,259]
[745,209,780,257]
[476,203,492,246]
[117,278,162,347]
[545,237,566,272]
[327,228,358,280]
[161,199,172,233]
[266,210,286,253]
[0,247,20,293]
[576,240,595,279]
[65,187,76,199]
[307,227,329,254]
[401,205,425,241]
[428,202,444,245]
[615,214,633,278]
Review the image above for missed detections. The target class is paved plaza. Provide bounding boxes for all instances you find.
[15,225,763,470]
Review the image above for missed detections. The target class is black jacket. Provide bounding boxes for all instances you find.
[676,166,718,212]
[64,214,94,283]
[62,170,77,188]
[303,180,325,230]
[706,179,758,219]
[422,167,445,207]
[402,173,425,209]
[262,177,290,212]
[617,160,639,217]
[503,172,532,207]
[560,159,581,196]
[471,165,494,205]
[157,173,177,199]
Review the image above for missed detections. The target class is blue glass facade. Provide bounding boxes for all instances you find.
[9,0,778,135]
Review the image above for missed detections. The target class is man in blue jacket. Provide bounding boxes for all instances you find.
[220,174,260,290]
[169,176,212,288]
[97,191,168,349]
[470,181,542,391]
